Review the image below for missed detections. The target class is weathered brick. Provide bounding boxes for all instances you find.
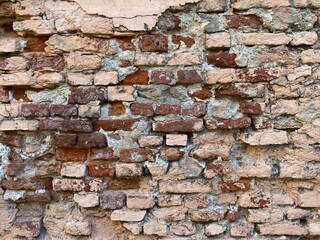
[11,220,42,239]
[87,161,114,177]
[53,178,102,192]
[35,161,61,177]
[158,195,183,207]
[290,32,318,46]
[189,86,212,100]
[138,136,163,147]
[0,133,23,147]
[189,210,224,222]
[49,104,78,116]
[205,118,251,130]
[111,209,146,222]
[21,104,49,117]
[100,192,126,209]
[89,147,116,161]
[166,134,188,147]
[197,0,226,12]
[207,53,239,68]
[139,35,168,53]
[2,178,52,190]
[0,38,25,54]
[0,2,15,17]
[160,147,184,161]
[231,222,254,237]
[156,16,181,30]
[93,119,136,131]
[0,72,35,86]
[247,209,284,223]
[168,53,201,66]
[172,35,195,48]
[134,53,167,66]
[78,105,100,118]
[231,0,290,9]
[107,86,135,102]
[159,179,212,193]
[122,70,149,85]
[205,33,231,49]
[65,221,91,236]
[177,70,202,84]
[107,178,141,190]
[130,103,154,117]
[220,178,250,192]
[51,134,77,147]
[29,55,65,71]
[215,84,265,98]
[182,102,207,118]
[226,14,262,29]
[151,70,175,85]
[0,56,28,71]
[293,0,320,8]
[67,72,93,86]
[6,162,25,176]
[301,50,320,64]
[127,194,155,209]
[153,120,204,132]
[0,120,39,131]
[14,19,55,36]
[73,192,99,208]
[61,162,86,178]
[205,224,227,236]
[258,223,307,236]
[120,148,154,162]
[94,71,118,85]
[0,87,9,102]
[108,102,126,116]
[65,54,101,70]
[24,37,47,53]
[23,190,51,203]
[297,192,320,208]
[240,130,289,145]
[144,220,167,236]
[68,87,105,104]
[185,194,209,209]
[56,148,88,162]
[115,37,135,51]
[115,163,144,177]
[237,33,290,46]
[240,101,262,115]
[155,104,181,115]
[77,133,107,148]
[39,120,92,132]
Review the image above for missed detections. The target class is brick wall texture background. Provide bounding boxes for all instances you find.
[1,0,320,239]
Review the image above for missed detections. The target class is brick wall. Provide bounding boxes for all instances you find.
[1,0,320,238]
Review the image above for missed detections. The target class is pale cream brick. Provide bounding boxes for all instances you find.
[287,208,310,220]
[232,0,290,9]
[298,192,320,207]
[107,86,135,102]
[66,54,101,70]
[0,120,38,131]
[152,207,186,221]
[170,221,196,236]
[205,33,231,49]
[0,72,35,86]
[231,222,254,237]
[73,193,99,208]
[53,179,102,192]
[240,130,289,145]
[290,32,318,46]
[80,16,113,35]
[168,53,201,66]
[127,194,154,209]
[138,136,163,147]
[197,0,226,12]
[115,163,143,177]
[67,72,93,86]
[13,20,55,36]
[143,220,167,236]
[166,134,188,146]
[61,163,86,178]
[271,194,294,206]
[237,33,291,46]
[159,179,212,194]
[287,66,312,81]
[301,50,320,64]
[15,0,44,16]
[78,105,100,118]
[0,103,21,117]
[36,72,64,88]
[111,209,146,222]
[0,38,26,53]
[258,223,307,236]
[157,195,183,207]
[247,209,284,223]
[94,71,118,85]
[309,223,320,235]
[0,56,28,71]
[65,221,91,236]
[206,69,236,84]
[293,0,320,8]
[205,223,227,236]
[134,53,166,66]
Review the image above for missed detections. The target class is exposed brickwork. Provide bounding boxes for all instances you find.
[0,1,319,239]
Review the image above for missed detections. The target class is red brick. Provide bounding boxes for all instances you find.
[87,161,114,177]
[115,37,135,51]
[90,147,117,160]
[29,55,65,71]
[205,118,251,129]
[6,162,25,176]
[120,148,154,162]
[68,87,105,104]
[215,84,265,98]
[151,70,175,85]
[122,70,149,85]
[100,192,126,209]
[107,178,141,190]
[56,148,88,162]
[220,178,250,192]
[139,34,168,53]
[236,68,279,83]
[93,120,136,131]
[207,53,239,67]
[155,104,181,115]
[39,120,93,132]
[153,120,204,132]
[189,86,212,100]
[225,210,240,221]
[172,35,195,48]
[2,178,53,190]
[177,70,202,84]
[51,134,77,147]
[49,104,78,116]
[240,101,262,115]
[0,133,23,147]
[21,104,49,117]
[182,102,207,118]
[12,88,31,102]
[160,147,185,161]
[156,16,181,30]
[226,14,262,29]
[23,191,51,202]
[24,37,48,53]
[109,102,126,116]
[77,133,107,148]
[0,87,9,102]
[130,103,154,116]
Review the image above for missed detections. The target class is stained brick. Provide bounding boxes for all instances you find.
[68,87,105,104]
[0,133,23,147]
[6,162,25,176]
[77,133,107,148]
[139,35,168,53]
[177,70,202,84]
[29,55,65,71]
[215,84,265,98]
[226,15,262,29]
[155,104,181,115]
[39,120,92,132]
[160,147,184,161]
[109,102,126,116]
[172,35,195,48]
[156,16,181,30]
[205,118,252,129]
[240,101,262,115]
[182,102,207,118]
[151,70,175,85]
[0,87,9,102]
[56,148,88,162]
[51,134,77,147]
[107,178,141,190]
[119,148,154,162]
[220,178,250,192]
[122,70,149,85]
[130,103,154,116]
[207,53,239,68]
[87,161,114,177]
[153,120,204,132]
[0,2,15,17]
[189,86,212,100]
[100,192,126,210]
[21,104,49,117]
[2,178,53,190]
[90,147,117,161]
[49,104,78,116]
[93,120,136,131]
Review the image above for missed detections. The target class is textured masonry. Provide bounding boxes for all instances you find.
[1,0,320,239]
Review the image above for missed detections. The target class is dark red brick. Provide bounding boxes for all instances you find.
[2,178,53,190]
[49,104,78,116]
[120,148,154,162]
[12,88,32,102]
[155,104,181,115]
[215,84,265,98]
[122,70,149,85]
[153,120,204,132]
[151,70,175,85]
[160,147,184,161]
[23,191,51,203]
[220,178,250,192]
[156,16,181,31]
[182,102,207,118]
[139,34,168,53]
[226,14,262,29]
[0,2,15,17]
[0,133,23,147]
[90,147,117,161]
[240,101,262,115]
[77,133,107,148]
[177,70,202,84]
[51,134,77,147]
[21,104,49,117]
[107,178,141,190]
[189,86,212,100]
[6,162,25,176]
[0,87,9,102]
[39,120,92,132]
[236,68,279,83]
[100,192,126,209]
[29,55,65,71]
[115,37,135,51]
[93,120,136,131]
[172,35,195,48]
[24,37,48,52]
[56,148,88,162]
[130,103,154,117]
[205,118,251,130]
[87,161,114,177]
[68,87,105,104]
[225,210,240,221]
[207,53,239,67]
[109,102,126,116]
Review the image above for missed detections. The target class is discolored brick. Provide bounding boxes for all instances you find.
[87,161,114,177]
[51,134,77,147]
[130,103,154,116]
[139,35,168,53]
[39,120,92,132]
[56,148,88,162]
[205,118,252,130]
[77,133,107,148]
[122,70,149,85]
[93,120,136,131]
[120,148,154,162]
[49,104,78,116]
[2,178,53,190]
[68,87,105,104]
[151,70,175,85]
[177,70,202,84]
[207,53,239,67]
[29,55,65,71]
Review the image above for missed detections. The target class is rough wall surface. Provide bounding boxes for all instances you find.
[0,0,320,239]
